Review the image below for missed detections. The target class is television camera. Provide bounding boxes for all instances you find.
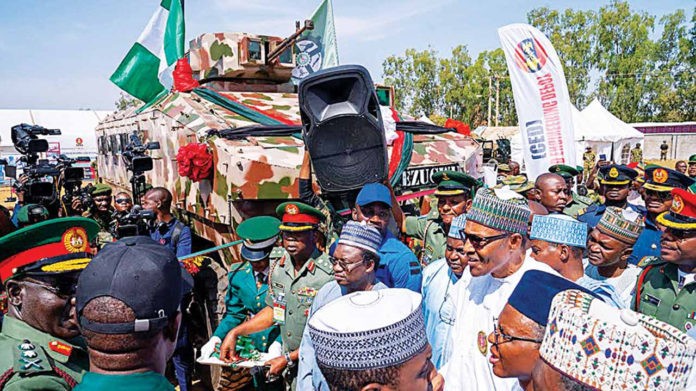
[122,132,160,205]
[111,204,158,239]
[4,123,62,205]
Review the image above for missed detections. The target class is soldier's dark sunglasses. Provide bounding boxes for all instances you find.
[461,230,510,250]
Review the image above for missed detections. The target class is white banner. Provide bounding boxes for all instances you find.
[498,23,576,180]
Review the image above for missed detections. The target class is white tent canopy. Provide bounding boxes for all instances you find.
[475,99,644,171]
[574,99,644,164]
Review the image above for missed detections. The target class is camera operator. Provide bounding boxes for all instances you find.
[9,174,31,227]
[142,187,191,257]
[142,186,193,390]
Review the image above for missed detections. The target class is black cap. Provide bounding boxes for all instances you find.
[76,236,193,334]
[599,164,637,185]
[643,166,694,192]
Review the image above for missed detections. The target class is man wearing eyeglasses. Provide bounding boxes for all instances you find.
[631,167,694,266]
[297,220,387,391]
[441,188,557,391]
[0,217,99,390]
[352,183,421,292]
[486,270,595,391]
[634,188,696,333]
[421,214,471,370]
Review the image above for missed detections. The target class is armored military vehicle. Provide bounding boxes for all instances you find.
[96,26,481,389]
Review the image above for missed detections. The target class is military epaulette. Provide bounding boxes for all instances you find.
[575,207,588,219]
[576,194,594,206]
[637,256,666,268]
[312,255,333,274]
[13,340,51,375]
[229,262,248,273]
[269,247,285,259]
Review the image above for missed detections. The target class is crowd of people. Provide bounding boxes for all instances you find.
[0,149,696,391]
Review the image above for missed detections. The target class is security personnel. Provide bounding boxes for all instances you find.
[199,216,283,380]
[577,164,646,228]
[0,217,99,390]
[583,146,596,183]
[549,164,594,217]
[397,170,481,265]
[630,143,643,163]
[633,188,696,332]
[219,202,333,390]
[83,184,114,248]
[632,167,694,265]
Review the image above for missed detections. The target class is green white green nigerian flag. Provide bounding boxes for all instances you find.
[110,0,185,104]
[292,0,339,84]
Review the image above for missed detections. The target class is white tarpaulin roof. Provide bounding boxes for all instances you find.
[0,109,111,158]
[574,99,644,164]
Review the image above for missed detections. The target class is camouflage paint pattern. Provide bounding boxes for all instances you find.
[96,33,482,265]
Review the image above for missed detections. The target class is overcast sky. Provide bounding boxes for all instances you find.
[0,0,690,110]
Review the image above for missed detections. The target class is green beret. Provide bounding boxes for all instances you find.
[276,201,325,232]
[0,217,100,282]
[689,154,696,164]
[433,170,482,197]
[16,204,49,226]
[549,164,579,177]
[91,183,112,196]
[576,166,584,173]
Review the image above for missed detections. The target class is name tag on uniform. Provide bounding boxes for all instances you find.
[273,293,286,325]
[644,294,661,306]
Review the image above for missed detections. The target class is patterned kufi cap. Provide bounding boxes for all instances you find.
[530,214,588,248]
[540,289,696,391]
[338,221,382,255]
[309,289,427,370]
[596,207,644,244]
[467,187,530,235]
[448,214,467,239]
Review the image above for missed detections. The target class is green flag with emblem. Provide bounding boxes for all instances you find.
[291,0,339,84]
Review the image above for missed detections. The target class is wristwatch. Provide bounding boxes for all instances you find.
[284,352,295,368]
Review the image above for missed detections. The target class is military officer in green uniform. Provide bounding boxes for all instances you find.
[219,202,333,390]
[395,170,481,266]
[549,164,594,218]
[80,184,114,247]
[688,153,696,179]
[200,216,283,390]
[630,143,643,163]
[0,217,100,390]
[633,188,696,332]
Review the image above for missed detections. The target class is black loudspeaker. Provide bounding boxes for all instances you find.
[299,65,387,193]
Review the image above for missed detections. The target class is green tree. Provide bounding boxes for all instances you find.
[383,48,442,117]
[594,1,656,122]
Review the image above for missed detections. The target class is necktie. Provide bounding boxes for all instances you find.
[257,272,267,289]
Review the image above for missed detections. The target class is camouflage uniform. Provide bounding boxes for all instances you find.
[583,149,596,183]
[630,146,642,163]
[405,211,447,266]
